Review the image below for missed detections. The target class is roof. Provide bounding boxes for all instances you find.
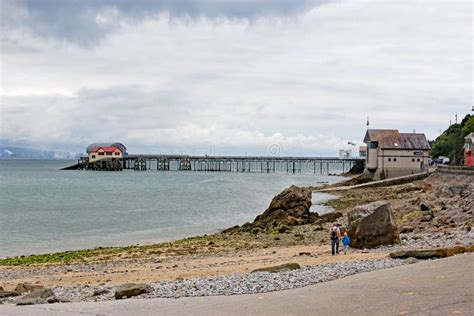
[86,143,126,153]
[89,146,120,153]
[364,129,430,150]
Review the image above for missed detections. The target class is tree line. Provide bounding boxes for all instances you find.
[430,114,474,165]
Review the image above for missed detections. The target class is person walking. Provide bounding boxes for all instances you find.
[329,224,341,256]
[342,232,350,254]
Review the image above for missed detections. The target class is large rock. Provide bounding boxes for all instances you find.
[23,288,55,300]
[15,283,45,294]
[318,212,343,224]
[251,185,312,230]
[16,297,47,306]
[348,201,400,249]
[16,288,56,306]
[115,283,153,300]
[0,290,21,298]
[251,263,301,273]
[390,249,447,259]
[390,245,474,259]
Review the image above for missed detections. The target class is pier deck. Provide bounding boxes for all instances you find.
[64,154,364,175]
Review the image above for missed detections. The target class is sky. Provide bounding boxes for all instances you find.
[1,0,472,156]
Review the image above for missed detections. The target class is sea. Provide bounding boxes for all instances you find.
[0,160,345,258]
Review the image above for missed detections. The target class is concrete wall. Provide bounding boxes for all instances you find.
[367,148,378,169]
[366,148,429,180]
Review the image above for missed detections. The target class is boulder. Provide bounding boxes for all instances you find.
[399,227,414,233]
[318,212,343,224]
[389,245,473,259]
[390,249,447,259]
[114,283,153,300]
[15,283,45,294]
[93,288,109,296]
[16,288,56,306]
[47,296,60,304]
[251,263,301,273]
[24,288,55,299]
[313,224,324,231]
[404,257,418,264]
[347,201,400,249]
[0,290,21,298]
[250,185,313,230]
[16,297,47,306]
[420,203,431,212]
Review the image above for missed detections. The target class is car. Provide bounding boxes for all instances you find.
[436,156,450,165]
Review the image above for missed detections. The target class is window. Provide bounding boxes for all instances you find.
[106,152,112,156]
[393,158,397,162]
[388,158,392,162]
[417,158,420,162]
[412,158,415,162]
[368,142,378,149]
[114,152,120,156]
[91,155,95,159]
[98,152,104,156]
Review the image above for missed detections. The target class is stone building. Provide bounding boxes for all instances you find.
[363,129,430,179]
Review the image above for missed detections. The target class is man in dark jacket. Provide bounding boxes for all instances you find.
[329,224,341,256]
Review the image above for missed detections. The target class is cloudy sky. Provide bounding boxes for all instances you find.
[1,0,472,155]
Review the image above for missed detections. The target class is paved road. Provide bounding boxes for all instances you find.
[2,254,473,316]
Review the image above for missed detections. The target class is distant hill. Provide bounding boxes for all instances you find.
[430,114,474,165]
[0,144,80,160]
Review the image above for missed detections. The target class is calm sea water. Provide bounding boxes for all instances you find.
[0,160,344,258]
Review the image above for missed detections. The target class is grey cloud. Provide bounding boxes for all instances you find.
[2,0,332,47]
[1,85,192,151]
[1,0,471,155]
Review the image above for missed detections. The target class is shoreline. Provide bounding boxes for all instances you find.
[1,171,472,305]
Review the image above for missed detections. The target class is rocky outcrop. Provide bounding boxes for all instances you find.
[233,185,313,233]
[115,283,153,300]
[251,263,301,273]
[390,244,474,259]
[348,201,400,249]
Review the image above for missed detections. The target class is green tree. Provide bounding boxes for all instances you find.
[461,115,474,136]
[430,114,473,165]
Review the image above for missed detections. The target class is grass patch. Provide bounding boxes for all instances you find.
[397,210,422,226]
[0,234,223,266]
[324,196,376,211]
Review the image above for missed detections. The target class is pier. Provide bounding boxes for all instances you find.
[63,154,364,175]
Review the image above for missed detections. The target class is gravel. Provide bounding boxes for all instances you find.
[50,258,403,302]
